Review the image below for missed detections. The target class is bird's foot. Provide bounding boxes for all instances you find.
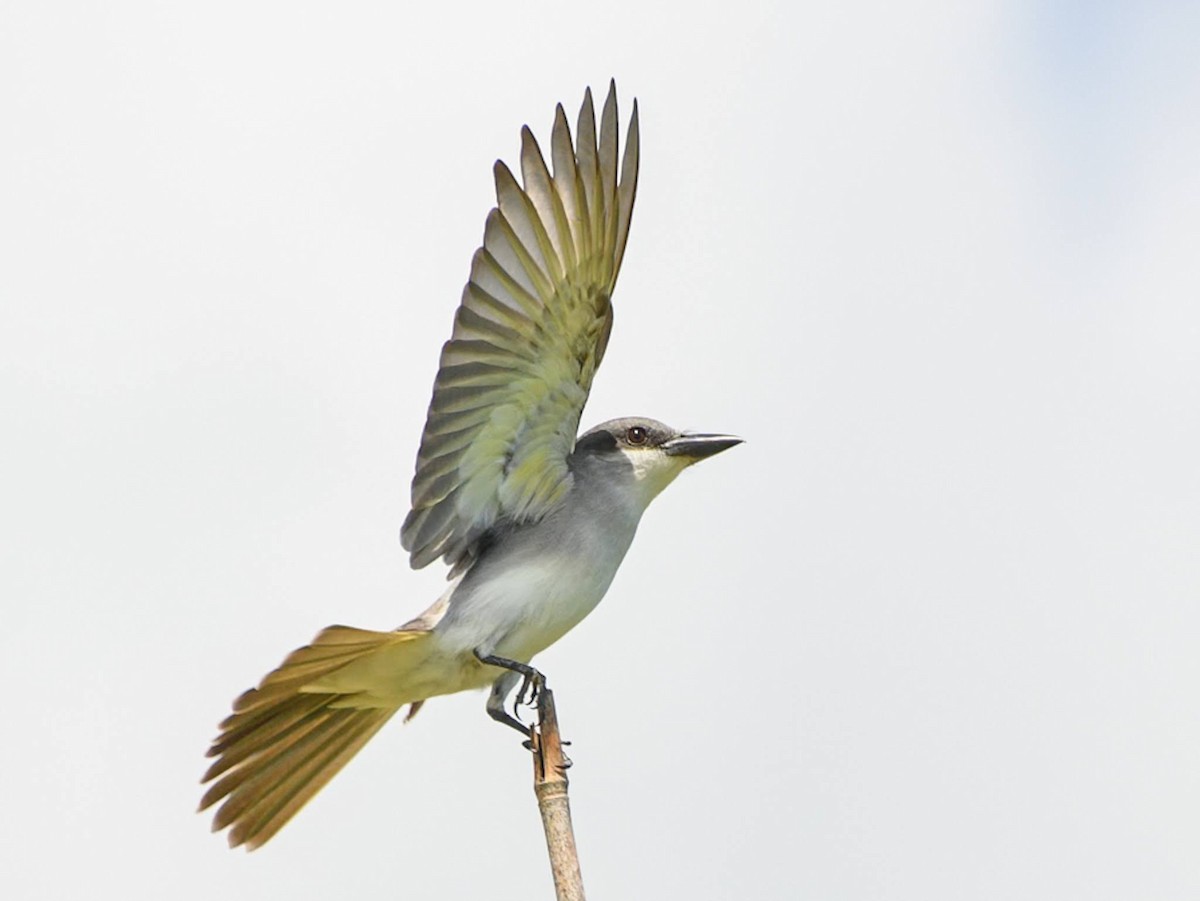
[475,650,547,738]
[520,737,569,767]
[515,668,545,709]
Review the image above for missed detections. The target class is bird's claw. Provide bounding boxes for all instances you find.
[514,669,545,710]
[509,669,544,731]
[522,737,571,767]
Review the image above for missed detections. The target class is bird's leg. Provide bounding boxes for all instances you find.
[475,651,545,717]
[485,671,529,736]
[487,703,530,736]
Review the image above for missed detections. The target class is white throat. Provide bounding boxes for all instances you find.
[618,447,690,511]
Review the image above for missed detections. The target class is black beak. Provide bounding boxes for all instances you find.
[662,433,744,461]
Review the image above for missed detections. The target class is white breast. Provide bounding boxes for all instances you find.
[435,517,638,663]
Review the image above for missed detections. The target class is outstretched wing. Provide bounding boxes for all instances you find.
[401,82,640,571]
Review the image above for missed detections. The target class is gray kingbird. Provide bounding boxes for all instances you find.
[200,82,741,849]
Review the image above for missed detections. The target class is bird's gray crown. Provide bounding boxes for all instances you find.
[572,417,679,457]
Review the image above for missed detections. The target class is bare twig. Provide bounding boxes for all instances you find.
[530,687,585,901]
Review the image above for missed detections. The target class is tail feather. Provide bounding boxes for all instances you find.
[201,624,431,849]
[233,711,392,849]
[214,706,394,849]
[204,692,330,779]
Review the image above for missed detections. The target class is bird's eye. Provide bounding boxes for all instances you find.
[626,425,648,446]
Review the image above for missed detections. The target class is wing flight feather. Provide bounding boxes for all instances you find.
[401,82,640,572]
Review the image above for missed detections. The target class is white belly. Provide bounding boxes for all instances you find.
[436,551,619,662]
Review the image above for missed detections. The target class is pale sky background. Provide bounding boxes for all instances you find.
[2,2,1198,899]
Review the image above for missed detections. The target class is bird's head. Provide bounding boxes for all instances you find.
[571,417,742,510]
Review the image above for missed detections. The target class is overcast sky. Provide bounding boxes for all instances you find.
[2,2,1198,899]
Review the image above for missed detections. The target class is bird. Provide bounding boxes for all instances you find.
[200,81,741,850]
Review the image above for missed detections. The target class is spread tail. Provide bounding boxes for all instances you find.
[200,625,432,849]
